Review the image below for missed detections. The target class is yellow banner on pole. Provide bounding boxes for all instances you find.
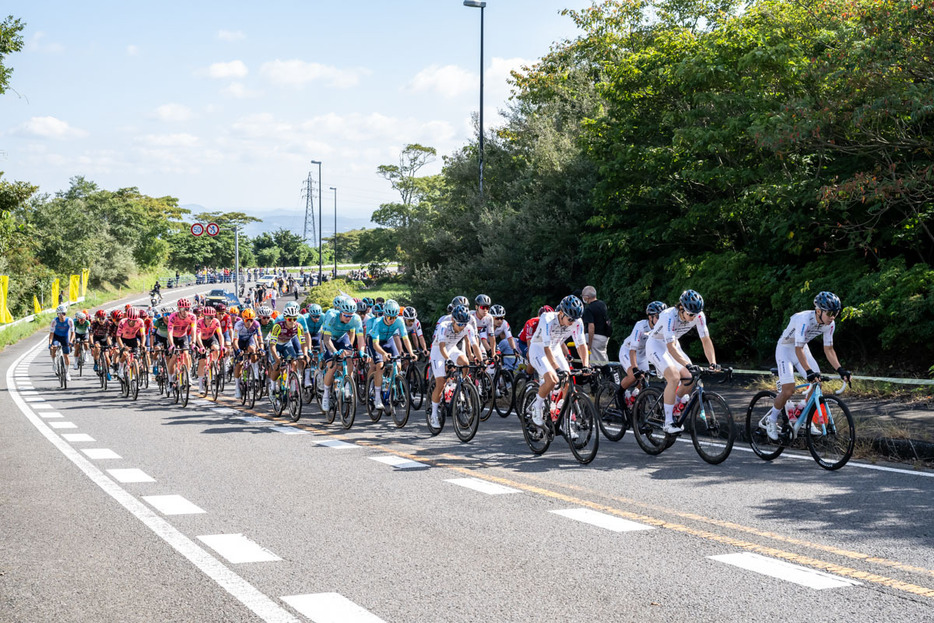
[81,268,90,297]
[69,275,79,302]
[34,295,42,315]
[51,278,60,308]
[0,275,13,323]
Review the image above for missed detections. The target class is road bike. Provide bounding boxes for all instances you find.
[50,343,67,389]
[236,349,263,410]
[631,366,735,465]
[489,353,520,418]
[119,347,141,401]
[592,362,634,442]
[73,337,89,377]
[364,355,412,429]
[170,346,192,408]
[405,354,430,412]
[746,372,855,470]
[518,368,599,464]
[426,361,482,442]
[326,353,360,428]
[153,346,168,396]
[95,345,112,391]
[268,354,302,422]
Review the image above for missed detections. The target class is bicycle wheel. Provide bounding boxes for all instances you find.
[217,357,226,393]
[595,383,627,442]
[287,371,303,423]
[807,395,855,471]
[406,364,424,411]
[691,392,735,465]
[387,376,409,428]
[59,356,67,389]
[130,362,140,401]
[209,362,219,400]
[120,365,129,398]
[426,395,444,436]
[566,393,600,464]
[338,376,356,427]
[270,377,286,417]
[476,371,493,422]
[452,381,480,443]
[365,375,382,423]
[239,368,249,406]
[631,387,668,455]
[301,369,315,404]
[246,368,257,409]
[492,369,515,418]
[518,385,551,455]
[745,390,786,461]
[355,370,368,406]
[171,369,180,404]
[140,360,149,390]
[77,347,84,377]
[179,366,190,408]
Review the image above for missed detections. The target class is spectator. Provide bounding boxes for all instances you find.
[582,285,611,365]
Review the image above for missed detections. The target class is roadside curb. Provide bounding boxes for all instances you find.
[870,437,934,463]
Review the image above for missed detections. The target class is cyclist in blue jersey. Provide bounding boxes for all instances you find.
[320,296,365,412]
[365,299,416,411]
[49,304,75,381]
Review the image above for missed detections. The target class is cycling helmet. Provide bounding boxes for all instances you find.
[373,303,384,317]
[645,301,668,316]
[127,308,140,319]
[300,307,307,314]
[336,297,356,315]
[112,310,124,320]
[177,298,191,309]
[56,304,68,314]
[451,304,470,324]
[308,304,322,318]
[284,302,300,317]
[76,311,87,321]
[356,300,369,314]
[814,291,842,313]
[229,306,239,315]
[557,295,584,320]
[333,294,344,307]
[679,290,705,314]
[490,304,506,318]
[451,295,469,308]
[402,306,418,320]
[242,308,256,321]
[258,306,273,318]
[95,309,106,319]
[362,297,374,307]
[538,305,554,316]
[124,303,132,311]
[383,299,400,318]
[201,306,216,317]
[215,302,227,313]
[475,294,492,307]
[139,309,148,319]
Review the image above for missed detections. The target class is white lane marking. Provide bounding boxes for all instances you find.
[313,439,358,449]
[40,412,64,419]
[550,508,655,532]
[31,403,53,410]
[709,552,861,589]
[18,390,38,395]
[82,448,121,459]
[49,421,78,429]
[24,396,47,402]
[6,338,301,623]
[236,416,268,424]
[369,455,428,470]
[271,426,310,435]
[61,433,95,442]
[211,407,238,415]
[194,399,213,406]
[108,468,156,483]
[198,534,282,564]
[445,478,521,495]
[282,593,386,623]
[143,494,207,515]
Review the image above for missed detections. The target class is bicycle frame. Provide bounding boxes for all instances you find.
[783,379,848,440]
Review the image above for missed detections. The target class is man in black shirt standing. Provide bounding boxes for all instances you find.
[582,285,611,365]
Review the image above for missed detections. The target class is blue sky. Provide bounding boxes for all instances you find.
[0,1,590,236]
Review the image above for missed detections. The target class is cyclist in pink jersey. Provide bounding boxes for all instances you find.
[195,306,225,394]
[116,308,147,380]
[166,299,197,381]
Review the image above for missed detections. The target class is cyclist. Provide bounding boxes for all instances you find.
[269,303,308,396]
[195,306,225,395]
[618,301,666,403]
[72,311,92,370]
[517,305,553,360]
[116,308,147,380]
[402,307,427,353]
[304,304,326,351]
[89,309,113,379]
[488,305,519,370]
[320,296,365,412]
[645,290,718,434]
[366,299,416,411]
[48,304,75,381]
[356,299,371,327]
[764,291,851,441]
[428,304,480,428]
[151,306,171,381]
[527,296,591,432]
[166,298,197,385]
[471,294,495,356]
[232,307,262,399]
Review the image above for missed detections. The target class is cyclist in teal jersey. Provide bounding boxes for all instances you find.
[366,300,416,410]
[320,296,365,411]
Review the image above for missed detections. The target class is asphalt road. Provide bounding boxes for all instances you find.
[2,285,933,622]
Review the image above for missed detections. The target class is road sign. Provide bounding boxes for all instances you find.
[191,223,204,236]
[206,222,220,237]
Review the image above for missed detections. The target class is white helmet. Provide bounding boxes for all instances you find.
[56,304,68,314]
[76,311,87,321]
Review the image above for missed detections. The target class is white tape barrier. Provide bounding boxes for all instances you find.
[732,368,934,387]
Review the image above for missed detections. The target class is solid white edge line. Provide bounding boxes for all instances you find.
[5,338,299,623]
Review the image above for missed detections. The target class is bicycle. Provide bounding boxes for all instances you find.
[153,346,168,396]
[236,349,262,409]
[631,365,735,465]
[119,347,141,401]
[268,354,302,422]
[50,344,67,389]
[324,352,359,428]
[490,353,519,418]
[170,346,192,408]
[518,368,600,464]
[73,338,89,377]
[593,363,648,442]
[405,353,430,412]
[364,355,413,429]
[95,345,111,391]
[746,372,855,470]
[426,362,482,443]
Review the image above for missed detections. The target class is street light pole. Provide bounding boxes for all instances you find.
[330,187,338,279]
[464,0,486,198]
[310,159,323,285]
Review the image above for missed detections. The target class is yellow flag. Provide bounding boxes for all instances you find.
[81,268,90,297]
[51,278,60,307]
[34,295,42,315]
[69,275,79,302]
[0,275,13,323]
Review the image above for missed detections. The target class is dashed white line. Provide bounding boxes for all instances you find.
[143,494,206,515]
[369,455,428,470]
[445,478,521,495]
[236,415,268,424]
[550,508,655,532]
[24,396,46,402]
[61,433,95,442]
[82,448,121,459]
[313,439,358,449]
[40,411,64,419]
[49,421,78,429]
[282,593,386,623]
[31,403,53,410]
[709,552,861,589]
[198,534,282,564]
[107,468,156,483]
[270,426,310,435]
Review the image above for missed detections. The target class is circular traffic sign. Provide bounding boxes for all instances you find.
[206,222,220,237]
[191,223,204,236]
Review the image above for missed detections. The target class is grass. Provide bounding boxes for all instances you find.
[744,374,933,403]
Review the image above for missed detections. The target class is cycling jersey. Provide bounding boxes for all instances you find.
[219,314,233,336]
[50,316,74,338]
[493,320,513,340]
[405,318,424,339]
[432,319,476,347]
[647,307,709,343]
[470,310,494,341]
[153,316,169,338]
[304,315,325,335]
[117,318,146,341]
[167,311,196,338]
[90,320,111,340]
[233,318,261,339]
[197,317,223,341]
[622,319,652,357]
[258,320,275,342]
[778,310,834,347]
[322,311,362,341]
[270,319,305,345]
[369,316,406,342]
[74,319,91,335]
[530,312,585,349]
[518,317,539,343]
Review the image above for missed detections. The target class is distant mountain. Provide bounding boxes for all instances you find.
[178,205,375,241]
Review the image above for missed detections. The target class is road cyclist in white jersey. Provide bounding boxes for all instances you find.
[402,306,428,352]
[645,289,719,434]
[436,295,484,363]
[489,304,520,370]
[763,291,851,441]
[527,295,591,434]
[618,301,666,406]
[428,304,481,428]
[49,304,75,381]
[471,294,495,357]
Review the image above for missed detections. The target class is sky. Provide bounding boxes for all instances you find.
[0,1,590,238]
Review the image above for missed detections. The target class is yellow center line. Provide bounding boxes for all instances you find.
[208,395,934,599]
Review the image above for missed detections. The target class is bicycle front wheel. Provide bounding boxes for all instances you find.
[365,375,382,423]
[566,393,600,464]
[476,371,493,422]
[807,395,855,470]
[745,390,785,461]
[390,377,411,428]
[452,381,480,443]
[492,369,515,418]
[129,362,140,401]
[287,371,303,423]
[406,364,424,411]
[179,366,190,407]
[631,387,668,455]
[595,384,627,442]
[518,386,551,455]
[338,376,356,428]
[691,392,735,465]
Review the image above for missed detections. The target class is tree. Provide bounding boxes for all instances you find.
[0,15,25,96]
[168,211,260,273]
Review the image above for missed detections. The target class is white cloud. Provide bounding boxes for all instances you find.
[217,30,246,42]
[205,60,249,79]
[135,133,200,148]
[259,59,365,89]
[223,82,263,99]
[27,32,64,54]
[486,57,530,93]
[152,103,193,122]
[405,64,476,98]
[13,116,88,140]
[126,45,139,56]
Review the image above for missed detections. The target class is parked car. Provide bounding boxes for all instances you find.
[203,289,242,309]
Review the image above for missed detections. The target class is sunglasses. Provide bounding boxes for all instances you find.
[340,312,352,319]
[821,309,838,318]
[478,306,490,311]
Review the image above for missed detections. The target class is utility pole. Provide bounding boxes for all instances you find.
[311,160,323,286]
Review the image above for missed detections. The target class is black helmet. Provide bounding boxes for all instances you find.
[451,295,469,307]
[645,301,667,316]
[557,295,584,320]
[475,294,491,307]
[679,290,704,314]
[451,304,470,324]
[814,291,842,313]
